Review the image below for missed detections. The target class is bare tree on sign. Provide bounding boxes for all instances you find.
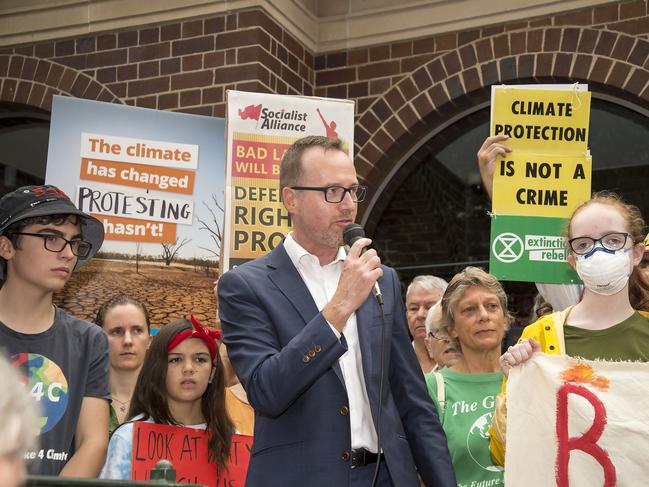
[134,242,142,274]
[196,193,224,259]
[160,237,191,266]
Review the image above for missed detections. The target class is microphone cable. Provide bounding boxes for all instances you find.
[370,292,385,487]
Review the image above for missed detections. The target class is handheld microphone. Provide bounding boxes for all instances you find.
[342,223,383,304]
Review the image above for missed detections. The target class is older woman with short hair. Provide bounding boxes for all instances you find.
[426,266,509,486]
[423,302,460,371]
[405,275,448,373]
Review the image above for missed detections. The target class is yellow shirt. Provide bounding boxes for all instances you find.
[225,384,255,436]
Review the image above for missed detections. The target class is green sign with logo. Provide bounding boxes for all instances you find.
[489,215,581,284]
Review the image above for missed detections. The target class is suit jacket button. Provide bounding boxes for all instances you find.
[339,405,349,415]
[341,451,350,462]
[314,345,322,352]
[303,355,310,363]
[309,349,316,357]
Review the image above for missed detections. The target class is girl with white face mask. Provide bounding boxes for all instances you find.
[488,192,649,466]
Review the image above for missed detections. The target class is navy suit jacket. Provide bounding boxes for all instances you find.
[219,243,456,487]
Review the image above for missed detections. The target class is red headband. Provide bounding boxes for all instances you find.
[167,315,222,361]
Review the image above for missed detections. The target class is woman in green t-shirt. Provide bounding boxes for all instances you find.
[426,266,510,487]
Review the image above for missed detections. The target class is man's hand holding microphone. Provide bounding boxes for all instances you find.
[322,224,383,332]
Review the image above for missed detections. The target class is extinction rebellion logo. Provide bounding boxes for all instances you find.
[493,233,566,264]
[492,233,524,263]
[238,103,308,132]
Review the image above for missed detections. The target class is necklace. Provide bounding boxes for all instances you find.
[112,395,130,413]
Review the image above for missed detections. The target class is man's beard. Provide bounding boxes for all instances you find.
[320,229,344,249]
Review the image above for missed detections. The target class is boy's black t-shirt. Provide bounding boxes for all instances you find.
[0,307,110,475]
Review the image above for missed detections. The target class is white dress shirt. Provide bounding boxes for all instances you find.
[284,233,378,452]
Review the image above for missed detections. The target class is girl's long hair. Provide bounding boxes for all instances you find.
[128,318,234,468]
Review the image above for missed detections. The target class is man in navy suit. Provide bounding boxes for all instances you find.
[219,136,455,487]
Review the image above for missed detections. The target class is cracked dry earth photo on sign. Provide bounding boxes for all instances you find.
[54,257,218,328]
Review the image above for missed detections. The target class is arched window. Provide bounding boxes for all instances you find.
[373,95,649,323]
[0,102,50,194]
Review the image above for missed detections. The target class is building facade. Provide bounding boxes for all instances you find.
[2,0,648,315]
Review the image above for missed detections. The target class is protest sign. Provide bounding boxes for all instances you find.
[505,353,649,486]
[222,90,355,270]
[491,153,591,218]
[46,96,225,324]
[489,215,580,284]
[132,422,252,485]
[489,85,592,284]
[490,85,590,155]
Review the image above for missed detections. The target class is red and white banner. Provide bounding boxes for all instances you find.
[505,353,649,486]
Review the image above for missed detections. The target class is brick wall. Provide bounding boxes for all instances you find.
[0,9,314,117]
[2,1,649,234]
[347,0,649,234]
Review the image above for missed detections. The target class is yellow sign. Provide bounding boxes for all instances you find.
[491,87,591,154]
[492,152,592,218]
[229,176,292,259]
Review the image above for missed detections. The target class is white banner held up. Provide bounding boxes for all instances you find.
[505,353,649,486]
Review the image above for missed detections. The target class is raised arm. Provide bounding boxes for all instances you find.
[477,134,511,200]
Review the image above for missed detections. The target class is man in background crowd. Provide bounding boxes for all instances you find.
[405,275,448,374]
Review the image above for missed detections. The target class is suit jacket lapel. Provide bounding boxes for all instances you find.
[267,244,318,324]
[267,243,346,387]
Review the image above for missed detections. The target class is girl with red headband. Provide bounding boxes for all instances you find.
[100,316,233,479]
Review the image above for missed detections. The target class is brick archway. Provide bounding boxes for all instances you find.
[356,26,649,236]
[0,54,122,111]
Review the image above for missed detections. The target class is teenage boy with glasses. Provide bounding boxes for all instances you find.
[0,185,109,477]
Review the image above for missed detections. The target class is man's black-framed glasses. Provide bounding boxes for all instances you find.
[11,232,92,258]
[290,184,367,203]
[568,232,630,255]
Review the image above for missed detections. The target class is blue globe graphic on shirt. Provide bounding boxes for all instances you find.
[11,353,69,434]
[466,412,503,473]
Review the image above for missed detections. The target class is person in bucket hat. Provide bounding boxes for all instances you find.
[0,185,104,280]
[0,184,110,477]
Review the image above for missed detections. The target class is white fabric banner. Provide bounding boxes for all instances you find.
[505,353,649,486]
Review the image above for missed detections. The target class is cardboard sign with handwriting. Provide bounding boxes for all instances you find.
[132,422,252,485]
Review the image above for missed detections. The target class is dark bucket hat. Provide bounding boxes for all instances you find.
[0,185,104,279]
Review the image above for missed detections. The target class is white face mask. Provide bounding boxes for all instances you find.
[575,246,632,296]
